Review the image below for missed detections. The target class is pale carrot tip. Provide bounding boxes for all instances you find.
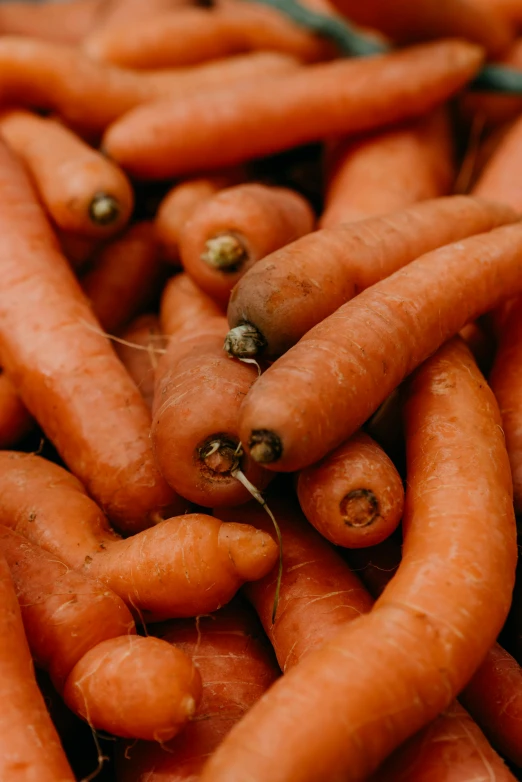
[201,233,248,271]
[219,522,278,580]
[249,430,282,464]
[340,489,379,528]
[224,323,265,359]
[89,192,121,226]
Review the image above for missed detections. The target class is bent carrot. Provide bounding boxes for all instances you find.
[0,372,33,447]
[240,220,522,472]
[115,315,164,410]
[473,111,522,212]
[226,195,516,360]
[201,337,517,782]
[180,183,315,305]
[102,40,483,179]
[160,272,223,336]
[297,431,404,548]
[0,140,179,532]
[0,109,134,236]
[320,112,454,228]
[0,0,105,44]
[0,552,75,781]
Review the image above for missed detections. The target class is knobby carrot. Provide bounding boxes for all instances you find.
[297,431,405,548]
[0,552,75,782]
[116,603,279,782]
[0,0,106,44]
[152,315,271,506]
[0,108,134,236]
[201,337,517,782]
[473,111,522,212]
[0,452,278,621]
[115,314,165,410]
[320,111,454,228]
[179,183,315,305]
[0,371,33,447]
[239,221,522,472]
[225,195,516,360]
[160,272,223,336]
[102,40,483,179]
[0,139,178,531]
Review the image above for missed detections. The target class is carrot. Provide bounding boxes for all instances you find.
[0,526,202,741]
[459,318,497,374]
[201,337,517,782]
[0,552,76,781]
[85,0,195,43]
[80,221,166,334]
[225,195,516,360]
[0,109,134,236]
[296,431,404,548]
[116,603,279,782]
[239,220,522,472]
[152,315,272,506]
[179,183,315,305]
[461,37,522,127]
[0,452,278,622]
[84,2,333,69]
[473,112,522,211]
[56,230,102,272]
[0,372,33,447]
[473,0,522,29]
[345,538,402,598]
[114,314,165,410]
[0,140,180,532]
[102,40,483,179]
[160,272,223,337]
[320,111,455,229]
[0,0,106,44]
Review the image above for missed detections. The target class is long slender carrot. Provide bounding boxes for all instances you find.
[0,372,33,447]
[115,314,165,410]
[102,40,483,179]
[225,195,516,360]
[0,0,106,44]
[320,111,454,228]
[0,109,134,236]
[0,552,76,782]
[180,183,315,305]
[201,337,517,782]
[296,431,404,548]
[160,272,223,336]
[473,111,522,211]
[0,139,179,532]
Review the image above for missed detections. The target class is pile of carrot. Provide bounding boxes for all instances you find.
[2,0,522,780]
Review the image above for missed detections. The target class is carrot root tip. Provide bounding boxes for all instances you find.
[201,233,248,271]
[340,489,379,528]
[224,323,266,359]
[248,430,282,464]
[89,192,121,226]
[199,437,240,477]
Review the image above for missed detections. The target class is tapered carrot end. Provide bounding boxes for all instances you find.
[202,233,248,271]
[89,192,121,226]
[224,323,266,359]
[249,430,282,464]
[219,522,278,581]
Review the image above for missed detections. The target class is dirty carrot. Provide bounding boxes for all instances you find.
[473,111,522,212]
[201,337,517,782]
[180,183,315,305]
[225,195,516,360]
[103,39,483,179]
[114,314,165,410]
[0,0,105,44]
[320,111,454,228]
[0,372,33,448]
[160,272,223,337]
[297,431,404,548]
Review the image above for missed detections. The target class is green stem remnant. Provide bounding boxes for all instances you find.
[89,192,121,226]
[201,233,248,271]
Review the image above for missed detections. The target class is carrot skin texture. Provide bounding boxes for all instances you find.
[103,40,483,179]
[239,220,522,472]
[473,112,522,212]
[201,338,517,782]
[115,314,164,410]
[0,140,179,532]
[160,272,223,336]
[227,195,517,359]
[180,183,315,305]
[297,431,405,548]
[0,553,76,782]
[0,0,106,44]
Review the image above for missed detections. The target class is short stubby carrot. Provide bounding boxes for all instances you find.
[226,195,516,361]
[0,141,180,531]
[0,552,76,782]
[239,220,522,472]
[0,371,33,448]
[320,111,454,228]
[115,314,164,410]
[152,315,271,507]
[102,39,483,179]
[179,183,315,305]
[116,603,279,782]
[473,111,522,212]
[0,0,106,44]
[297,431,405,548]
[200,337,517,782]
[160,272,224,336]
[0,108,134,236]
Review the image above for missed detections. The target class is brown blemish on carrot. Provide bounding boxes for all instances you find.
[339,489,379,528]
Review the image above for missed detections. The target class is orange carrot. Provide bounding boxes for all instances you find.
[0,372,33,447]
[103,40,483,179]
[473,111,522,211]
[85,0,195,43]
[0,109,134,236]
[320,111,454,228]
[160,272,223,336]
[56,229,102,271]
[239,221,522,472]
[0,140,179,532]
[0,452,278,622]
[472,0,522,29]
[116,603,279,782]
[0,0,106,44]
[180,183,315,305]
[459,318,497,374]
[297,431,404,548]
[201,337,517,782]
[114,314,165,410]
[225,195,516,360]
[0,551,76,781]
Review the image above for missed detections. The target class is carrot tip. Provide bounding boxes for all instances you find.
[340,489,379,528]
[248,430,282,464]
[224,323,266,359]
[201,233,248,272]
[199,437,239,476]
[89,192,121,226]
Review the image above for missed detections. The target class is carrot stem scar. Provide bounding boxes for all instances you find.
[340,489,379,528]
[89,192,121,226]
[224,323,266,358]
[248,430,282,464]
[201,233,248,271]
